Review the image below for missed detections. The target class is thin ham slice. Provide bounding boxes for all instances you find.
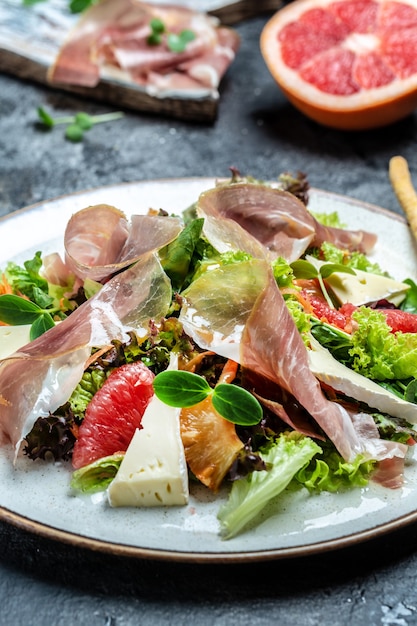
[197,183,376,262]
[0,254,171,455]
[48,0,240,95]
[180,259,407,475]
[64,204,182,281]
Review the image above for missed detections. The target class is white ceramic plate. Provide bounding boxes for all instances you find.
[1,178,417,563]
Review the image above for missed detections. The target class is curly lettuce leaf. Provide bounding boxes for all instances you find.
[71,453,124,494]
[296,441,375,492]
[316,242,387,276]
[217,432,321,539]
[350,307,417,380]
[24,415,76,462]
[5,252,53,308]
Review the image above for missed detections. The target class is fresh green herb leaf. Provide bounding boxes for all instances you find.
[401,279,417,314]
[65,124,84,142]
[153,370,263,426]
[212,384,262,426]
[69,0,95,12]
[167,31,195,53]
[75,112,93,130]
[0,294,44,325]
[150,17,165,34]
[160,218,204,291]
[37,106,55,128]
[153,370,211,407]
[30,312,55,340]
[290,259,318,280]
[319,263,356,279]
[36,107,124,142]
[146,18,195,52]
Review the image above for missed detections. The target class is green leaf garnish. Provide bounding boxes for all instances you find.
[36,107,124,142]
[212,384,263,426]
[152,370,263,426]
[0,294,55,339]
[167,30,196,53]
[69,0,96,12]
[153,370,210,407]
[0,294,44,325]
[291,260,356,308]
[30,312,55,341]
[147,18,195,52]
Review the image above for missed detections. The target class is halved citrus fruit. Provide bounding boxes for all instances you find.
[72,362,155,469]
[260,0,417,129]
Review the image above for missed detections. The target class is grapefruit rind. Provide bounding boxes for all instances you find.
[260,0,417,130]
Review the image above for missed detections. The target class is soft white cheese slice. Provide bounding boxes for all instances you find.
[306,255,410,306]
[0,324,32,359]
[107,382,189,508]
[308,336,417,423]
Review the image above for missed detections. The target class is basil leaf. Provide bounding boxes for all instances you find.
[153,370,211,407]
[212,384,263,426]
[0,294,43,325]
[30,313,55,341]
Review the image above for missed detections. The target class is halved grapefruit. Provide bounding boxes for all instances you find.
[260,0,417,129]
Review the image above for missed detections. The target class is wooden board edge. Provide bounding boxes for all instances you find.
[0,48,219,123]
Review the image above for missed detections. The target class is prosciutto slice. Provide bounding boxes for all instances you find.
[48,0,240,96]
[64,204,182,281]
[180,259,407,469]
[0,254,171,454]
[197,183,377,262]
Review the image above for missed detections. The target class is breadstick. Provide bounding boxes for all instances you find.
[389,155,417,241]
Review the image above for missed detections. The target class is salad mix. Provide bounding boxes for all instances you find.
[1,170,417,539]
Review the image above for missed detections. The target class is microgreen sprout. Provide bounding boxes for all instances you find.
[147,18,196,53]
[23,0,97,12]
[152,370,263,426]
[36,107,124,142]
[290,260,356,308]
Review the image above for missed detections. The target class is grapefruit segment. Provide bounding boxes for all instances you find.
[261,0,417,129]
[72,361,155,469]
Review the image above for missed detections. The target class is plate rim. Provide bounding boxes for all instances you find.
[0,177,413,564]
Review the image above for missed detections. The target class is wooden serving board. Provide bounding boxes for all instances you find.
[0,0,283,122]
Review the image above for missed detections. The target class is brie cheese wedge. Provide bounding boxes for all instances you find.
[306,256,410,306]
[308,336,417,423]
[0,324,32,359]
[108,354,189,507]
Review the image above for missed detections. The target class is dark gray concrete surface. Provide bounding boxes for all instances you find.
[1,13,417,626]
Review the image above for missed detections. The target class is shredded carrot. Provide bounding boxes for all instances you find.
[182,350,214,373]
[0,273,13,295]
[218,359,238,385]
[389,156,417,242]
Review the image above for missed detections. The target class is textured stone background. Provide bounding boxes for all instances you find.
[1,13,417,626]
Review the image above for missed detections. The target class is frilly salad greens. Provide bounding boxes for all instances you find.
[1,170,417,540]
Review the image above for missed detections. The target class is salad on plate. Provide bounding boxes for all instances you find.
[1,170,417,541]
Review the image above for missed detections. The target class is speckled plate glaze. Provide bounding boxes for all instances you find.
[1,178,417,563]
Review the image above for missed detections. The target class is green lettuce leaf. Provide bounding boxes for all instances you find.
[295,441,375,492]
[217,432,321,539]
[70,453,125,494]
[350,307,417,380]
